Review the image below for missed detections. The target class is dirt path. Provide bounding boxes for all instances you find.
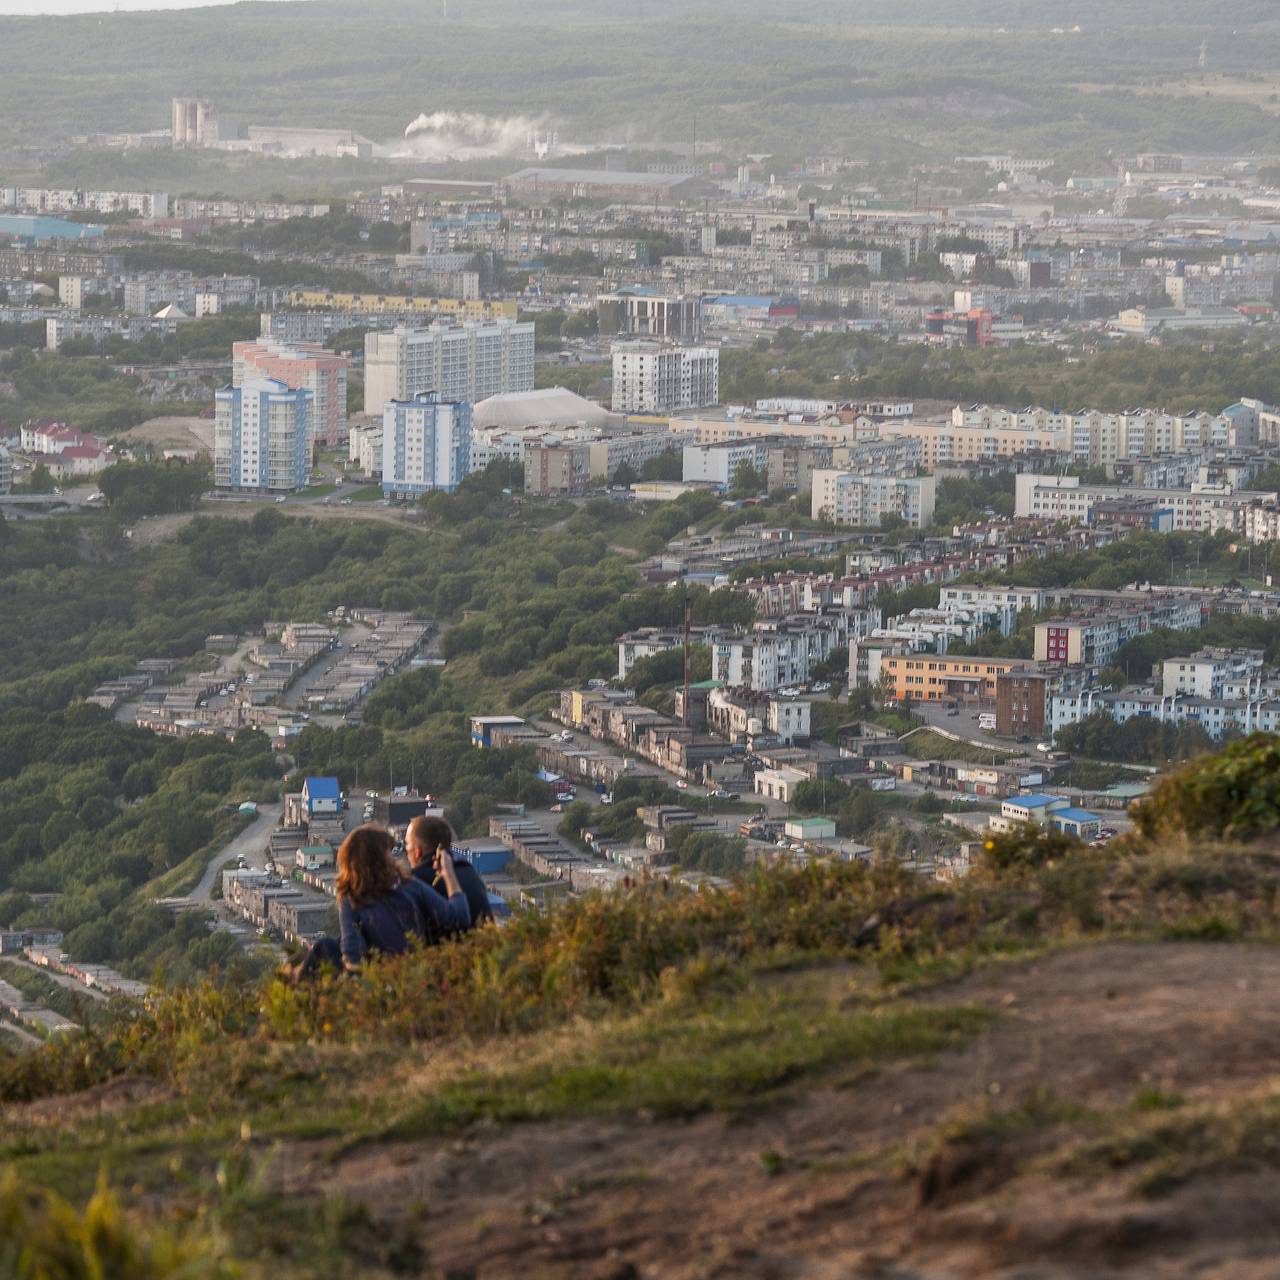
[128,501,422,549]
[271,942,1280,1279]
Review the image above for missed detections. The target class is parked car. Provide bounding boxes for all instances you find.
[549,803,564,813]
[600,793,614,806]
[811,682,831,693]
[675,780,689,790]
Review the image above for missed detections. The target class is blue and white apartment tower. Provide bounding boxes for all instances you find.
[214,376,311,492]
[381,391,473,498]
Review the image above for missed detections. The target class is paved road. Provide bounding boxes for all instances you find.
[187,803,282,904]
[2,956,108,1003]
[0,1020,42,1049]
[130,498,422,549]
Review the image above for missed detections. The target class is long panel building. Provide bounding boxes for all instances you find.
[364,320,535,416]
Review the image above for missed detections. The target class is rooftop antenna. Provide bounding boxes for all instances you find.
[1198,38,1207,70]
[442,0,448,18]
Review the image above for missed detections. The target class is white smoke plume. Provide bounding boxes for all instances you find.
[387,111,578,161]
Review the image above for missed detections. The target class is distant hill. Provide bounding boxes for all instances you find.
[3,0,1280,161]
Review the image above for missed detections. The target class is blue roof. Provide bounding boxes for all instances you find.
[708,294,775,308]
[1011,793,1061,809]
[1054,807,1101,824]
[303,777,341,800]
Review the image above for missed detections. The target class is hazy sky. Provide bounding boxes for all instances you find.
[0,0,308,12]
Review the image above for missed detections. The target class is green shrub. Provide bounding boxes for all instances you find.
[0,1169,233,1279]
[1133,733,1280,840]
[979,824,1088,873]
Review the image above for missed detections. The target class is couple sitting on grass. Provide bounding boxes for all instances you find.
[286,815,493,981]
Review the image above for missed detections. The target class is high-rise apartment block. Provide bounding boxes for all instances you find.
[363,321,535,416]
[610,342,719,413]
[381,392,473,498]
[233,338,349,448]
[214,377,312,492]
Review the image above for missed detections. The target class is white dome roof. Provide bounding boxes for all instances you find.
[474,387,610,431]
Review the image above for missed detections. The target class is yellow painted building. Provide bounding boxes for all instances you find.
[882,653,1021,702]
[288,290,517,321]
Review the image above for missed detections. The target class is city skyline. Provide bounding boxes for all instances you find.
[0,0,307,13]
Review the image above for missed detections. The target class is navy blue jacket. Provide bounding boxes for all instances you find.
[412,849,494,935]
[337,877,469,967]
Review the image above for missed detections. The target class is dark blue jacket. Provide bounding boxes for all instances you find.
[412,849,494,935]
[337,877,469,967]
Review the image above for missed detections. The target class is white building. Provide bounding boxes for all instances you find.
[611,342,720,413]
[348,423,383,476]
[711,616,848,692]
[1160,648,1266,701]
[381,393,472,498]
[811,471,935,528]
[0,444,11,495]
[214,377,311,492]
[364,320,535,416]
[682,442,767,488]
[616,625,737,680]
[1050,686,1280,741]
[1014,473,1277,533]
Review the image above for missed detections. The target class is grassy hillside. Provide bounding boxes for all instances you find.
[4,0,1280,162]
[3,735,1280,1276]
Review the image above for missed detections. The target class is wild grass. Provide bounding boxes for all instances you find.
[1061,1085,1280,1196]
[0,1168,234,1280]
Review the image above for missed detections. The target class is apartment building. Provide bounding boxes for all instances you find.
[2,185,170,218]
[611,343,719,413]
[811,471,936,529]
[616,626,737,680]
[995,664,1098,739]
[1160,648,1266,700]
[214,377,311,492]
[711,615,848,693]
[706,687,811,745]
[1014,474,1278,532]
[233,338,349,448]
[597,290,702,340]
[348,423,382,476]
[524,443,592,496]
[877,419,1066,467]
[1034,598,1203,667]
[880,653,1024,704]
[364,321,535,416]
[381,392,472,497]
[1050,687,1280,741]
[682,441,767,489]
[291,290,514,322]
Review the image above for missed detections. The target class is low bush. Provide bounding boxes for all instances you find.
[0,1169,232,1279]
[1133,733,1280,841]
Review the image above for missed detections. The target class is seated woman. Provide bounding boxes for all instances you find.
[291,824,469,979]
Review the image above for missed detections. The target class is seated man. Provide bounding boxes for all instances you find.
[405,814,495,936]
[288,823,469,981]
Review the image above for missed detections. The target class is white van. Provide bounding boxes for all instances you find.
[978,713,998,731]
